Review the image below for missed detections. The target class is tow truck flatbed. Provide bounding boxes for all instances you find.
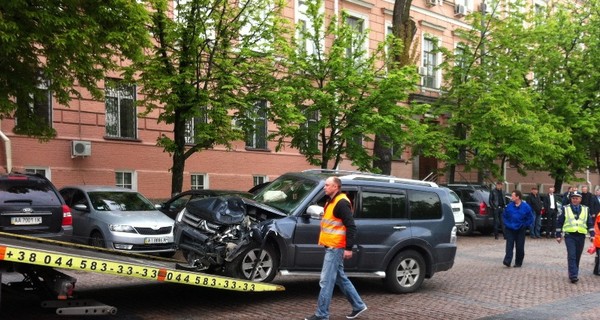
[0,232,283,293]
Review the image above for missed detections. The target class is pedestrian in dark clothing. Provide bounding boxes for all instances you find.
[528,187,543,239]
[562,186,575,205]
[581,185,593,208]
[489,182,506,240]
[503,190,534,268]
[591,189,600,219]
[556,191,595,283]
[542,187,559,238]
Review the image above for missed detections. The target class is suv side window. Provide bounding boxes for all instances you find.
[359,191,407,219]
[408,190,442,220]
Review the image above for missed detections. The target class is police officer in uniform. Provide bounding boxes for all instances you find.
[556,191,595,283]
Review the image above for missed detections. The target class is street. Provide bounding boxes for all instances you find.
[2,235,600,319]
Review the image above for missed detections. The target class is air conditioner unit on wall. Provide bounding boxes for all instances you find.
[455,4,467,16]
[72,140,91,157]
[426,0,443,6]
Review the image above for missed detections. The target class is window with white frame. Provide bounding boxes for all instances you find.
[239,0,275,52]
[115,171,135,189]
[253,175,268,186]
[184,108,208,144]
[105,79,137,139]
[191,174,206,190]
[245,100,268,149]
[296,0,322,56]
[24,167,50,179]
[17,74,52,127]
[422,37,440,89]
[345,14,367,59]
[302,109,319,151]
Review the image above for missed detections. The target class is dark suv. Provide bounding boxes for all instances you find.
[445,184,493,236]
[174,170,457,293]
[0,173,72,240]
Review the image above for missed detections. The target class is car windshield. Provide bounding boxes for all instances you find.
[88,191,156,211]
[253,176,318,215]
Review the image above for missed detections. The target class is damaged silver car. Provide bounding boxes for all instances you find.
[174,170,457,293]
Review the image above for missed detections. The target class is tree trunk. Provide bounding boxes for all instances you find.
[373,0,416,174]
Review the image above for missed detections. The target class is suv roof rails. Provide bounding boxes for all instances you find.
[301,169,438,188]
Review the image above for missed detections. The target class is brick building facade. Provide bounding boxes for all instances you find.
[1,0,597,200]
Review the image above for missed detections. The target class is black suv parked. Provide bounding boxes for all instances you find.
[445,184,493,236]
[0,173,72,239]
[174,170,457,293]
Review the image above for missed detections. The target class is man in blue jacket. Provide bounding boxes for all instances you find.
[503,190,534,268]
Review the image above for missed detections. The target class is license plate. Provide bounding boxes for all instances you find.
[144,237,170,244]
[11,217,42,225]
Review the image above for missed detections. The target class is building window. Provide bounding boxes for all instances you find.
[24,167,50,180]
[115,171,134,189]
[303,109,319,151]
[191,174,206,190]
[245,100,268,149]
[422,37,439,89]
[105,79,137,139]
[296,0,321,55]
[184,110,208,144]
[345,15,365,58]
[253,175,268,186]
[17,75,52,128]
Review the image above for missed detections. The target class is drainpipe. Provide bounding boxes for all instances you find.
[0,120,12,173]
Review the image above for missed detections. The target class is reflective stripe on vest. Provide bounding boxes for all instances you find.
[563,205,589,234]
[318,193,349,249]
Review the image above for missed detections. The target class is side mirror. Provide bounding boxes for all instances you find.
[73,203,89,212]
[306,205,324,220]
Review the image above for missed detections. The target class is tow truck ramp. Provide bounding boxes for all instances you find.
[0,232,284,315]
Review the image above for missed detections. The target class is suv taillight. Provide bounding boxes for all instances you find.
[62,205,73,226]
[479,202,488,215]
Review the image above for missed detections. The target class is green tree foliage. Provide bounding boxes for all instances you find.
[0,0,149,140]
[436,0,568,183]
[270,0,428,171]
[134,0,287,194]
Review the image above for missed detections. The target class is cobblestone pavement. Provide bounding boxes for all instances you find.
[2,235,600,319]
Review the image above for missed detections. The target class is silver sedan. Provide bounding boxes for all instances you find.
[59,186,176,257]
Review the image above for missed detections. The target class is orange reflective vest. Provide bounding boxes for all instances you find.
[594,214,600,248]
[318,193,349,249]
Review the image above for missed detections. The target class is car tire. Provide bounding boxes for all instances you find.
[457,216,473,236]
[89,231,106,248]
[384,250,425,294]
[225,242,278,282]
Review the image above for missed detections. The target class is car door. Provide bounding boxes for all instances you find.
[61,188,94,244]
[351,187,410,272]
[290,187,358,271]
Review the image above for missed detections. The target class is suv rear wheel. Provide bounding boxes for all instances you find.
[225,243,278,282]
[458,216,473,236]
[384,250,425,293]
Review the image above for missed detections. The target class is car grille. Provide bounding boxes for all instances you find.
[130,243,174,250]
[134,226,172,235]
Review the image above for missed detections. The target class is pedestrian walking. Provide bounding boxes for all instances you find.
[304,177,367,320]
[489,182,507,240]
[556,191,595,283]
[528,187,543,238]
[593,212,600,276]
[542,187,559,238]
[503,190,534,268]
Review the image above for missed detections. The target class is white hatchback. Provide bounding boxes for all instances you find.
[444,187,465,226]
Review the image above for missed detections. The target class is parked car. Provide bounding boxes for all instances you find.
[0,172,72,240]
[443,187,465,227]
[445,184,493,236]
[174,170,457,293]
[59,186,176,257]
[159,189,253,219]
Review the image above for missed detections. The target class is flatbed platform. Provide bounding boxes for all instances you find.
[0,232,284,293]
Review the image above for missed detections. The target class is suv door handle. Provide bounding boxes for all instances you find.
[393,225,407,230]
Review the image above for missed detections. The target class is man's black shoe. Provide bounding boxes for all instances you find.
[503,261,510,267]
[570,278,579,284]
[346,306,367,319]
[513,264,522,268]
